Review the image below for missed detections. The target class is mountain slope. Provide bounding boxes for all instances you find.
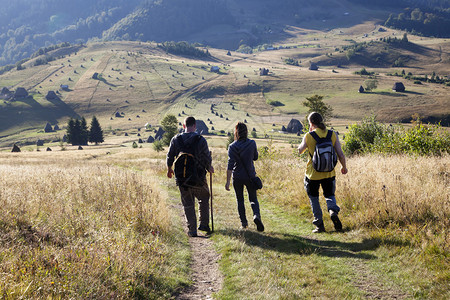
[2,0,449,67]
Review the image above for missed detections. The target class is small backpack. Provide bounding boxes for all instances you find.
[174,134,203,187]
[310,130,338,172]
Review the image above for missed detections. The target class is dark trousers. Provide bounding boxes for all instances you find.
[233,178,261,226]
[179,180,210,233]
[304,176,340,224]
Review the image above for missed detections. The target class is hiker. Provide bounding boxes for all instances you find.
[297,112,348,233]
[167,116,214,237]
[225,122,264,232]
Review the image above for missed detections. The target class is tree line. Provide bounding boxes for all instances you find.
[385,8,450,37]
[158,41,210,58]
[66,116,104,146]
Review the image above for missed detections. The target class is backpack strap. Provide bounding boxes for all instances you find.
[326,130,333,141]
[310,130,333,142]
[309,131,320,142]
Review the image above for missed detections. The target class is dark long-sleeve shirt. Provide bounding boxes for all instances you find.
[227,138,258,180]
[167,132,212,178]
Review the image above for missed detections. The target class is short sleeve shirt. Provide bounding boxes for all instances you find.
[303,128,337,180]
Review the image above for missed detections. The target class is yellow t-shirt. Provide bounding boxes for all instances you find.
[304,128,337,180]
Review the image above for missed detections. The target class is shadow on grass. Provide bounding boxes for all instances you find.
[96,77,118,87]
[402,90,424,95]
[216,229,409,260]
[368,91,406,97]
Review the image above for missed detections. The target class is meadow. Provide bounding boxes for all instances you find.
[0,150,191,298]
[0,143,448,298]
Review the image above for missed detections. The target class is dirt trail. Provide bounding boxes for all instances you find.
[172,203,223,300]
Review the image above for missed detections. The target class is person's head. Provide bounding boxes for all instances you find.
[308,112,326,130]
[234,122,248,141]
[184,116,196,132]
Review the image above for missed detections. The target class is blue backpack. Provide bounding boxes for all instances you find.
[310,130,338,172]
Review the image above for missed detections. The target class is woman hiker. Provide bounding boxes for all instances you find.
[225,122,264,232]
[297,112,348,233]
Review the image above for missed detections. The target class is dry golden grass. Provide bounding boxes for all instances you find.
[248,149,450,257]
[0,152,182,298]
[0,143,448,298]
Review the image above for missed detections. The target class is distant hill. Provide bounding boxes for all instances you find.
[1,0,450,68]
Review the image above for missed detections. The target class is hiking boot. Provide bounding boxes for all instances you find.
[253,216,264,232]
[188,231,198,237]
[198,224,211,233]
[312,223,326,233]
[240,224,248,230]
[329,210,343,232]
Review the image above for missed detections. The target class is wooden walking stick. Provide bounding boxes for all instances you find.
[210,171,214,232]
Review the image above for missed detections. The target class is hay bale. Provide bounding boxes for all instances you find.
[44,123,53,133]
[46,91,57,100]
[286,119,303,133]
[11,144,21,152]
[196,120,209,135]
[393,82,405,92]
[14,87,28,98]
[155,127,165,140]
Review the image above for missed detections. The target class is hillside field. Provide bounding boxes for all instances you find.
[0,21,449,148]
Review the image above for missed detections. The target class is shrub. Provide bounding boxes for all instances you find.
[354,68,374,76]
[153,140,164,152]
[344,116,450,156]
[364,79,378,91]
[284,58,299,66]
[344,116,385,154]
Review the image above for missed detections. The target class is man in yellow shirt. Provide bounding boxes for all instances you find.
[298,112,348,233]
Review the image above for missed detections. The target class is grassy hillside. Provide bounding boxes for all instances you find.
[0,21,449,148]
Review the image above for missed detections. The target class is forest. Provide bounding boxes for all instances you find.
[1,0,449,67]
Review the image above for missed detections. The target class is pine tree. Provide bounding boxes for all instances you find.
[80,117,89,145]
[88,116,104,145]
[66,117,89,146]
[161,114,179,146]
[66,118,76,145]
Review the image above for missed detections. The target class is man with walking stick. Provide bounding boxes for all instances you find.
[167,116,214,237]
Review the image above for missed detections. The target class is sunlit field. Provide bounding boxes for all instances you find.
[0,145,448,298]
[0,150,188,298]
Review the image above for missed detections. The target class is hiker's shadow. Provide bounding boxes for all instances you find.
[216,229,407,260]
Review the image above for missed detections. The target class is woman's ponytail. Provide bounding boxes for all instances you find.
[308,112,326,130]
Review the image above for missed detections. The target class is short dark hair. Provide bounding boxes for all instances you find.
[184,116,196,128]
[234,122,248,140]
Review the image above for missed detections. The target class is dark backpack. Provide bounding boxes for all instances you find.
[174,134,204,187]
[310,130,338,172]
